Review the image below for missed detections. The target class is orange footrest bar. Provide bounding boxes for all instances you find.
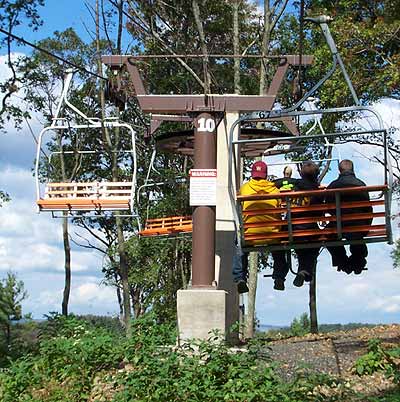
[37,181,134,212]
[139,216,192,237]
[37,197,131,211]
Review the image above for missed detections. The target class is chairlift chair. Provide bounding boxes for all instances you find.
[228,16,393,256]
[35,70,138,217]
[229,112,393,255]
[137,148,192,238]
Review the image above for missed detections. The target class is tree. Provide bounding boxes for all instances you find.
[290,312,310,336]
[0,190,10,207]
[0,272,27,347]
[245,1,292,339]
[19,27,99,318]
[0,0,45,201]
[0,0,44,129]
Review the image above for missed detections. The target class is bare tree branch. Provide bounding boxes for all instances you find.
[192,0,211,93]
[270,0,289,33]
[70,231,107,254]
[113,0,205,89]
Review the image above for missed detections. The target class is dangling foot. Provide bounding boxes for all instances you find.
[237,280,249,294]
[337,256,352,274]
[273,279,285,291]
[349,255,367,275]
[293,271,307,287]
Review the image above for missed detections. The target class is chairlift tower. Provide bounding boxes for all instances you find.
[101,49,314,342]
[101,16,393,342]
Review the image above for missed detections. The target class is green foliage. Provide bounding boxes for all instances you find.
[308,0,400,103]
[290,313,311,337]
[354,339,390,376]
[0,190,10,207]
[353,338,400,383]
[0,272,28,358]
[0,313,360,402]
[391,239,400,268]
[0,315,126,401]
[0,272,27,322]
[362,389,400,402]
[0,0,45,129]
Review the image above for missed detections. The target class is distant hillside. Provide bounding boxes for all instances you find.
[257,322,379,334]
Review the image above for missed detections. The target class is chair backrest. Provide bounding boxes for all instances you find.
[237,185,390,249]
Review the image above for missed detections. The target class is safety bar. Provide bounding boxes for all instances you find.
[237,185,392,252]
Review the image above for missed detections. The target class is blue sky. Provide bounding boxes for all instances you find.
[1,1,400,326]
[2,0,94,49]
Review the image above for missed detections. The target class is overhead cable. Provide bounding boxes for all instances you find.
[0,27,108,81]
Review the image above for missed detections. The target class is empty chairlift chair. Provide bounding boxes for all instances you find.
[136,161,192,237]
[35,71,137,217]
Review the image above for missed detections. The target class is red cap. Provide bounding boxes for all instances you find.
[251,161,267,179]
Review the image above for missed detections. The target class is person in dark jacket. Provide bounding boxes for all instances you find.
[325,159,372,274]
[274,165,297,191]
[291,161,323,287]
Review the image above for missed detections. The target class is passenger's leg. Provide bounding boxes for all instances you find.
[232,246,249,293]
[271,250,288,291]
[349,243,368,274]
[293,248,319,287]
[326,245,351,273]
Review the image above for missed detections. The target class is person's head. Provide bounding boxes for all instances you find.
[283,166,292,178]
[251,160,267,180]
[339,159,354,174]
[300,161,319,181]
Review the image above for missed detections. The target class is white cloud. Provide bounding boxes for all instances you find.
[35,280,118,314]
[0,53,25,81]
[342,282,371,297]
[367,295,400,313]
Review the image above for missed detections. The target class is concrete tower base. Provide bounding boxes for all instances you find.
[177,289,228,343]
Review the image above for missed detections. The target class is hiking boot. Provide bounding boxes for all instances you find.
[337,257,352,274]
[273,279,285,291]
[338,265,353,274]
[349,255,367,275]
[237,280,249,294]
[293,272,306,288]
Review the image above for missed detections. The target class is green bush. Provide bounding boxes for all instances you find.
[353,338,400,383]
[0,315,125,401]
[0,313,366,402]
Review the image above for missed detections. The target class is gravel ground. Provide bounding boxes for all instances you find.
[264,324,400,396]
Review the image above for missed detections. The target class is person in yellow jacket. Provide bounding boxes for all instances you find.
[233,161,289,292]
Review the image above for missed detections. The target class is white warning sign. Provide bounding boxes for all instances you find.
[189,169,217,206]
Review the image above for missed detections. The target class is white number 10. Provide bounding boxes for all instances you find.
[198,118,216,132]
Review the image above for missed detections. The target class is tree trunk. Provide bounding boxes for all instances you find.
[5,322,11,349]
[130,286,142,319]
[61,215,71,316]
[57,121,72,316]
[115,216,132,335]
[244,2,273,339]
[244,252,258,338]
[259,1,271,95]
[192,0,211,93]
[309,262,318,334]
[96,0,132,336]
[233,0,241,94]
[114,270,124,318]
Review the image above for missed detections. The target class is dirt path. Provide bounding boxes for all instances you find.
[267,324,400,377]
[265,324,400,396]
